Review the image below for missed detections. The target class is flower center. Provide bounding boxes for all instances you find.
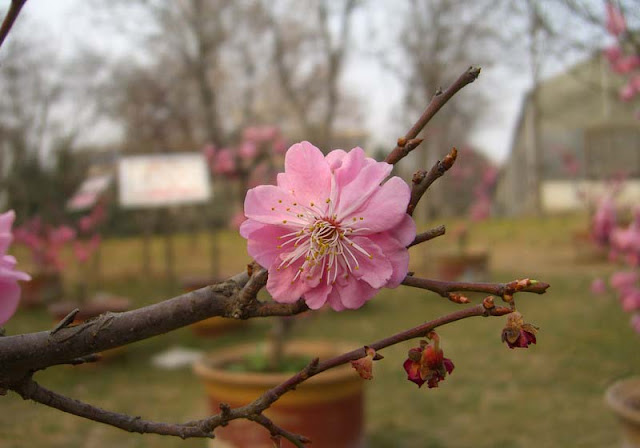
[276,210,372,285]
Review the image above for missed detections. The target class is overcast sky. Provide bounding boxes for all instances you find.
[0,0,605,164]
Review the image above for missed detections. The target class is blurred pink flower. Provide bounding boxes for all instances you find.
[229,211,246,231]
[213,148,236,175]
[612,55,640,75]
[0,211,31,325]
[73,234,101,263]
[240,142,415,311]
[202,144,216,164]
[606,1,627,37]
[620,288,640,312]
[631,314,640,335]
[239,141,258,161]
[620,83,636,102]
[591,197,617,246]
[610,270,638,293]
[243,126,279,142]
[273,137,288,155]
[50,225,76,244]
[469,196,491,222]
[604,45,622,64]
[590,278,607,295]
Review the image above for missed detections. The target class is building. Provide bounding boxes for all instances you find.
[495,52,640,215]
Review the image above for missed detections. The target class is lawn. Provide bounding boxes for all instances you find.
[2,214,639,447]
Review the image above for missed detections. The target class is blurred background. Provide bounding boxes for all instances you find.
[1,0,640,447]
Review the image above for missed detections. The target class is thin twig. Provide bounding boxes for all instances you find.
[401,276,550,299]
[407,147,458,216]
[50,308,79,335]
[0,0,27,50]
[408,225,446,248]
[385,66,481,165]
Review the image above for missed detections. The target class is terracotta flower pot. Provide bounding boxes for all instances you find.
[193,341,365,448]
[48,295,131,361]
[20,271,63,308]
[606,377,640,447]
[181,276,245,336]
[436,251,489,281]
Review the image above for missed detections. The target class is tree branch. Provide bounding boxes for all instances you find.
[0,0,27,50]
[12,301,513,442]
[0,272,308,378]
[401,276,550,300]
[407,147,458,216]
[385,66,481,165]
[408,224,446,248]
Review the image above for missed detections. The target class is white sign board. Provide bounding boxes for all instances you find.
[118,153,211,209]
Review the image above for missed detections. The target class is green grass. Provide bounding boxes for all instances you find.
[2,214,639,447]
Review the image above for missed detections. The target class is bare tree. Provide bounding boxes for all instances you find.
[264,0,360,149]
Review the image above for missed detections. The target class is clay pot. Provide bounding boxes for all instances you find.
[181,276,245,336]
[48,294,131,361]
[193,341,365,448]
[20,271,63,308]
[436,251,489,281]
[606,377,640,447]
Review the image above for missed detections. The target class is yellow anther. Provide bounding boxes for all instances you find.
[278,200,282,203]
[271,207,275,211]
[310,202,315,206]
[282,220,287,224]
[326,198,331,203]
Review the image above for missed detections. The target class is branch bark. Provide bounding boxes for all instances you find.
[385,66,481,165]
[0,0,27,50]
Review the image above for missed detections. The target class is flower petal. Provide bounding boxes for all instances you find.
[344,176,411,233]
[367,233,409,288]
[347,237,392,289]
[266,263,310,303]
[278,142,332,211]
[0,279,20,326]
[240,220,290,268]
[303,281,333,309]
[244,185,306,226]
[335,161,393,220]
[333,278,378,310]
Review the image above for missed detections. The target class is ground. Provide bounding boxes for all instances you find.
[2,213,639,447]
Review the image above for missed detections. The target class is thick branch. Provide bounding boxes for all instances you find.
[0,0,27,50]
[408,225,446,248]
[0,272,308,378]
[407,147,457,216]
[385,66,481,165]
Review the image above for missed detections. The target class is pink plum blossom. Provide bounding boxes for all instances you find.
[606,1,627,37]
[213,149,236,175]
[591,197,617,246]
[229,211,246,231]
[0,211,31,325]
[620,288,640,312]
[239,141,258,161]
[610,270,638,293]
[631,314,640,335]
[604,45,622,64]
[240,141,415,311]
[590,278,607,295]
